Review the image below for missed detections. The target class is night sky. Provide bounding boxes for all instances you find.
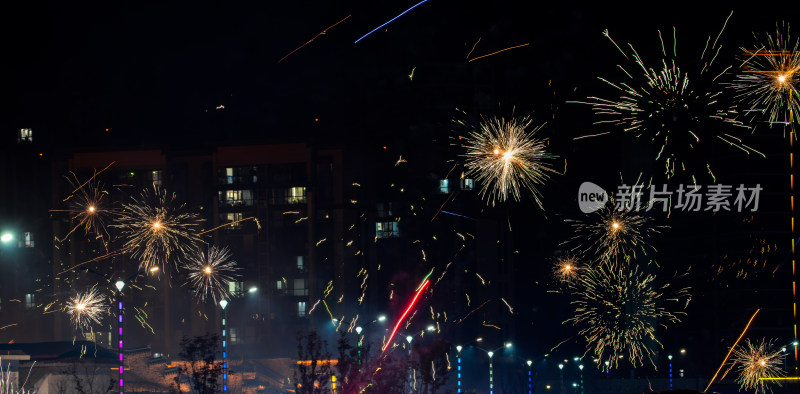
[2,0,799,390]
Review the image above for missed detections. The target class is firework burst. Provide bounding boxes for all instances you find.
[66,286,106,330]
[57,171,115,243]
[731,338,786,393]
[458,113,558,207]
[733,22,800,131]
[574,13,762,180]
[113,186,204,272]
[567,259,688,369]
[552,254,583,284]
[567,198,660,262]
[183,245,240,303]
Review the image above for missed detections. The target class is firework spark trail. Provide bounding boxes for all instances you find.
[198,216,260,235]
[731,338,786,393]
[113,186,204,273]
[183,245,240,303]
[466,37,482,59]
[706,308,762,391]
[66,286,106,330]
[567,259,688,369]
[278,15,351,63]
[468,43,529,63]
[733,22,800,131]
[354,0,430,44]
[571,14,763,180]
[382,280,430,352]
[458,113,558,207]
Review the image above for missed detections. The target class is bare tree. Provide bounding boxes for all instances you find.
[170,333,223,394]
[294,330,333,394]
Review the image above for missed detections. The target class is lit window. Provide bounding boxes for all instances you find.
[19,232,34,248]
[376,222,399,238]
[219,190,253,206]
[25,294,35,309]
[18,128,32,143]
[151,170,163,187]
[293,279,308,296]
[226,212,243,229]
[230,327,239,344]
[228,281,244,296]
[461,179,474,190]
[286,187,306,204]
[297,301,307,317]
[296,256,304,270]
[226,168,234,184]
[276,280,283,290]
[439,179,449,194]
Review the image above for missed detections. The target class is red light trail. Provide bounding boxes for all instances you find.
[382,279,430,352]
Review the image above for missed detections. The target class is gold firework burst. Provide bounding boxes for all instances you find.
[113,186,204,272]
[184,245,240,303]
[66,286,106,330]
[458,113,558,208]
[734,22,800,131]
[567,259,688,369]
[731,338,786,393]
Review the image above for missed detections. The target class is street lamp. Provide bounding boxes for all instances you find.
[220,299,229,392]
[558,363,564,394]
[0,233,12,244]
[578,364,584,394]
[668,354,673,390]
[526,360,533,394]
[407,335,414,393]
[115,280,125,394]
[456,346,463,393]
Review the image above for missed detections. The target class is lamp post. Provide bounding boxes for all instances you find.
[558,363,564,394]
[407,335,414,393]
[456,345,463,393]
[478,342,511,394]
[578,364,584,394]
[220,299,229,392]
[526,360,532,394]
[115,280,125,394]
[356,326,363,373]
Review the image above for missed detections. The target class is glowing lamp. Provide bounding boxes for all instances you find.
[356,326,363,335]
[115,281,125,292]
[456,345,463,352]
[219,299,228,310]
[527,360,532,366]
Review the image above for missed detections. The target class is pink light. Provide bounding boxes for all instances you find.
[119,354,123,361]
[119,328,123,335]
[382,279,430,352]
[120,366,123,374]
